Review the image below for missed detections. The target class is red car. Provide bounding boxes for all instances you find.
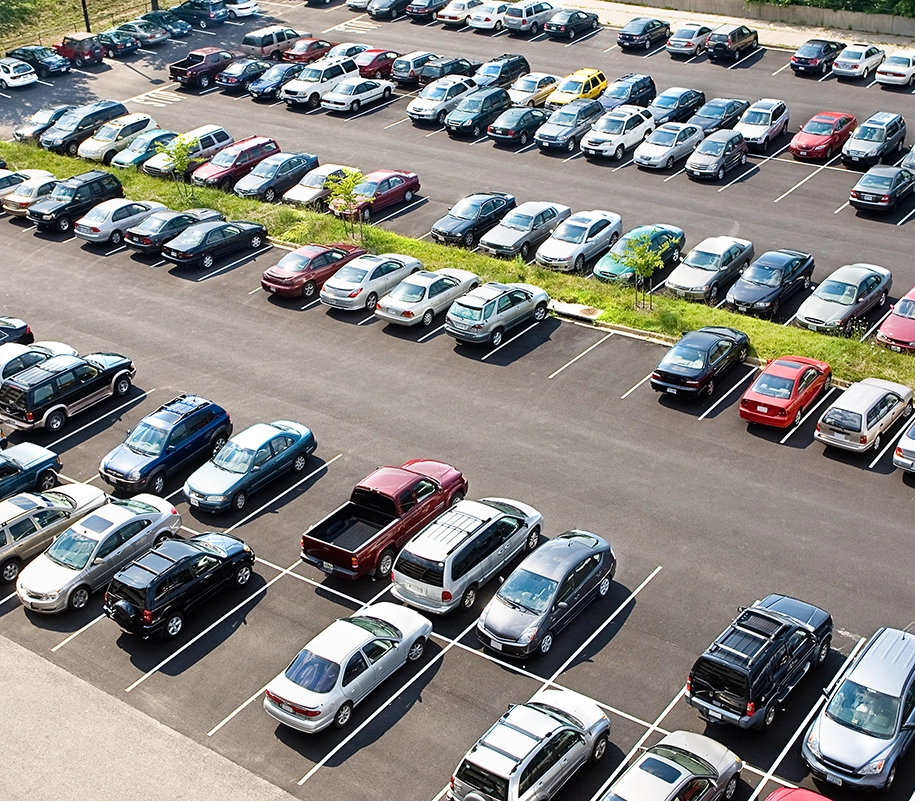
[739,355,832,428]
[330,169,420,221]
[876,284,915,352]
[789,111,857,159]
[764,791,828,801]
[355,49,400,79]
[191,136,280,190]
[260,242,367,298]
[282,39,336,64]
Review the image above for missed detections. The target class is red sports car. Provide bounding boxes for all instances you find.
[355,48,400,79]
[739,355,832,427]
[282,39,336,64]
[789,111,857,159]
[330,169,420,222]
[876,284,915,352]
[260,242,367,298]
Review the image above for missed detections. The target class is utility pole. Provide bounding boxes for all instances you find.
[80,0,91,31]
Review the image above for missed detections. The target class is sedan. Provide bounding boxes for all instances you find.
[850,166,915,213]
[97,30,140,59]
[0,443,61,498]
[247,63,304,99]
[406,0,450,21]
[261,243,367,298]
[544,9,599,40]
[367,0,411,18]
[467,2,510,30]
[791,38,845,74]
[326,43,370,60]
[355,49,399,79]
[16,495,181,613]
[893,415,915,472]
[725,249,815,318]
[832,43,885,78]
[431,191,516,248]
[508,72,560,107]
[320,253,422,310]
[876,285,915,352]
[479,201,571,260]
[733,98,790,151]
[282,163,352,209]
[739,356,832,428]
[329,169,420,222]
[141,10,193,38]
[598,731,742,801]
[789,112,857,159]
[794,263,892,333]
[0,317,34,346]
[876,51,915,86]
[665,236,754,303]
[617,17,670,50]
[0,341,77,381]
[282,39,335,64]
[666,23,713,56]
[118,20,170,46]
[437,0,483,26]
[815,378,912,453]
[183,420,317,512]
[235,152,319,202]
[477,530,616,657]
[1,174,59,217]
[688,97,750,132]
[264,602,432,732]
[322,78,395,113]
[592,224,685,282]
[647,87,706,124]
[375,268,480,327]
[535,210,622,273]
[488,106,548,146]
[110,130,176,169]
[650,326,749,398]
[634,122,704,170]
[4,46,71,78]
[161,220,268,269]
[75,200,167,246]
[12,104,73,143]
[216,58,271,91]
[124,208,224,254]
[0,169,53,200]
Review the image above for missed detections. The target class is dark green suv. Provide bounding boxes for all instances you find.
[445,87,512,137]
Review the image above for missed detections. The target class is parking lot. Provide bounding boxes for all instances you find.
[2,3,915,800]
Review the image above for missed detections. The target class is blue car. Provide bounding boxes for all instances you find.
[183,420,317,512]
[111,130,177,169]
[99,394,232,496]
[247,63,305,100]
[0,442,61,499]
[141,11,193,38]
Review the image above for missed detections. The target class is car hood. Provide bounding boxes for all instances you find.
[667,264,718,290]
[7,441,58,468]
[648,107,673,123]
[407,98,442,113]
[536,238,579,260]
[691,116,720,131]
[432,214,472,235]
[594,254,631,277]
[19,552,81,593]
[734,122,769,137]
[102,443,154,475]
[638,142,674,158]
[250,77,279,90]
[793,132,831,149]
[481,226,525,248]
[811,714,890,771]
[687,151,723,168]
[508,89,535,104]
[234,173,269,193]
[88,353,130,370]
[186,460,243,495]
[879,312,915,343]
[40,126,68,143]
[144,153,176,171]
[111,150,145,166]
[582,131,620,146]
[844,140,881,156]
[481,595,543,640]
[537,122,573,139]
[15,122,48,138]
[728,278,777,305]
[193,163,229,181]
[28,199,68,216]
[798,295,846,323]
[447,109,480,124]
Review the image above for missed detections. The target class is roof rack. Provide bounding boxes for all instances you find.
[710,609,788,666]
[152,393,205,420]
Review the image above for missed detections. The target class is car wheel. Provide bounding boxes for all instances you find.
[761,136,769,152]
[589,733,608,764]
[574,254,585,273]
[873,433,882,452]
[904,401,914,418]
[532,302,548,322]
[36,469,57,492]
[66,141,79,157]
[644,38,651,51]
[365,291,378,310]
[407,638,426,662]
[232,490,247,511]
[202,253,215,269]
[436,110,446,125]
[803,274,811,290]
[461,229,476,248]
[308,93,321,109]
[739,150,747,165]
[150,472,166,496]
[1,558,21,583]
[821,61,828,74]
[519,241,530,260]
[769,299,780,319]
[597,574,611,597]
[530,22,539,34]
[74,55,85,68]
[759,704,776,731]
[449,491,464,507]
[198,74,210,89]
[665,156,674,170]
[471,123,481,137]
[814,634,831,667]
[613,144,624,160]
[538,631,554,655]
[825,145,832,159]
[56,215,73,234]
[566,137,576,152]
[333,702,353,729]
[199,19,208,28]
[360,206,371,222]
[227,8,237,17]
[45,410,66,432]
[234,564,252,587]
[250,234,263,249]
[460,584,477,610]
[114,374,131,397]
[69,585,91,610]
[591,17,598,29]
[737,345,748,363]
[878,290,888,307]
[421,308,435,327]
[670,247,680,263]
[716,166,725,181]
[382,85,392,99]
[494,20,502,31]
[109,229,123,245]
[724,775,739,800]
[154,530,173,545]
[525,525,540,552]
[733,47,740,62]
[519,131,529,145]
[490,327,504,347]
[706,378,715,398]
[106,49,116,59]
[295,279,317,300]
[292,452,308,472]
[211,433,228,455]
[403,189,415,203]
[163,612,184,638]
[350,99,361,112]
[263,188,277,203]
[568,29,575,40]
[883,763,896,791]
[707,284,719,304]
[38,66,49,78]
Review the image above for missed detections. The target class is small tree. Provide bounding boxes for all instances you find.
[155,134,199,202]
[618,233,663,309]
[327,168,373,241]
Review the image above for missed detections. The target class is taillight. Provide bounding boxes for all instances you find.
[140,236,152,245]
[409,69,415,77]
[859,435,868,444]
[348,287,364,298]
[104,591,109,604]
[651,372,660,380]
[450,776,455,790]
[739,399,749,408]
[25,411,33,422]
[685,676,691,692]
[880,195,891,202]
[89,226,100,233]
[401,310,414,318]
[170,508,177,515]
[776,408,787,416]
[209,11,217,17]
[351,556,358,568]
[24,325,31,335]
[142,609,154,624]
[815,423,821,432]
[850,190,859,198]
[301,536,306,549]
[685,380,699,387]
[442,590,453,602]
[505,129,515,136]
[896,447,904,457]
[746,701,755,716]
[469,324,483,331]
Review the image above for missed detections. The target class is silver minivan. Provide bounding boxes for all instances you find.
[503,0,555,35]
[391,497,542,613]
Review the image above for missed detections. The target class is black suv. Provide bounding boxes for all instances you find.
[685,594,833,731]
[707,23,759,62]
[418,56,482,86]
[0,353,136,434]
[26,170,123,233]
[103,532,255,639]
[474,53,530,88]
[599,73,656,111]
[445,87,512,138]
[38,99,128,156]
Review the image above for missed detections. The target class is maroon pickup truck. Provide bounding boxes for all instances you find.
[300,459,467,580]
[169,47,241,89]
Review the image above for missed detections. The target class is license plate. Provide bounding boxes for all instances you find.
[453,321,467,330]
[833,432,848,441]
[404,581,425,596]
[826,775,842,786]
[757,405,768,413]
[189,497,199,506]
[808,324,818,331]
[490,639,502,651]
[800,151,808,157]
[279,701,294,714]
[321,561,334,573]
[707,708,722,719]
[852,156,859,161]
[266,286,275,293]
[666,387,677,394]
[676,290,686,297]
[737,306,748,312]
[76,225,89,233]
[891,345,902,352]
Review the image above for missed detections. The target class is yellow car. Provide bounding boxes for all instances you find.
[545,68,607,109]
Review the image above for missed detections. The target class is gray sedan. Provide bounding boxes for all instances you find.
[666,236,754,303]
[479,200,571,259]
[634,122,704,169]
[375,268,480,327]
[733,98,790,151]
[795,263,892,333]
[535,209,622,273]
[74,199,167,246]
[320,253,423,311]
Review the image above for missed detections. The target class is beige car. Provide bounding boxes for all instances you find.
[815,378,913,453]
[281,163,353,209]
[1,174,59,217]
[77,113,158,164]
[0,482,107,583]
[508,72,561,107]
[239,25,308,60]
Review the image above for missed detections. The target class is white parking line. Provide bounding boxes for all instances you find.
[50,614,106,652]
[562,151,582,162]
[782,312,797,327]
[897,206,915,226]
[21,225,37,233]
[225,20,243,25]
[0,92,10,99]
[470,134,489,145]
[418,323,446,342]
[869,424,908,469]
[771,61,792,76]
[418,230,432,240]
[530,32,548,42]
[492,29,508,37]
[138,48,157,55]
[300,298,322,311]
[269,99,284,107]
[247,286,262,295]
[773,154,841,203]
[515,142,537,154]
[564,29,600,47]
[58,472,102,486]
[648,279,667,294]
[727,47,765,69]
[717,142,790,191]
[357,313,375,325]
[196,29,217,36]
[548,332,613,378]
[779,386,838,443]
[697,366,757,420]
[424,127,445,137]
[602,44,617,53]
[612,158,633,173]
[198,86,221,95]
[169,39,186,44]
[196,245,272,282]
[347,97,399,121]
[621,372,652,399]
[48,389,155,449]
[643,44,665,58]
[105,245,127,256]
[817,71,833,83]
[36,79,54,87]
[384,117,409,129]
[0,591,19,606]
[481,321,540,361]
[457,24,471,32]
[373,197,427,224]
[150,259,166,267]
[860,309,891,341]
[663,167,685,182]
[685,52,702,64]
[70,67,93,75]
[866,79,878,88]
[207,681,272,736]
[61,237,75,244]
[834,200,849,214]
[715,298,728,308]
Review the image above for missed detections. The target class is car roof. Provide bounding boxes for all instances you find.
[231,422,285,448]
[147,394,214,426]
[400,271,443,288]
[809,111,847,122]
[74,503,136,538]
[704,129,742,143]
[861,166,906,180]
[566,67,602,78]
[307,618,372,661]
[358,465,429,495]
[0,496,42,525]
[830,263,883,283]
[862,111,900,126]
[755,249,806,268]
[848,629,915,696]
[750,98,783,110]
[522,531,607,580]
[405,500,501,561]
[512,200,557,215]
[467,702,567,779]
[656,86,691,97]
[186,123,225,137]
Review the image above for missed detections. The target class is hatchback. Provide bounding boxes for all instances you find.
[815,379,912,453]
[841,112,906,167]
[445,282,550,345]
[445,87,512,138]
[707,23,758,61]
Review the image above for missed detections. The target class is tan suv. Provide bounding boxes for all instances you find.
[239,25,308,60]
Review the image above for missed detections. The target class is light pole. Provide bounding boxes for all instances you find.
[80,0,91,31]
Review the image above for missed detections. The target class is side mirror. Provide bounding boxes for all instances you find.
[557,601,568,610]
[890,303,895,311]
[822,687,831,698]
[251,464,261,472]
[166,445,175,452]
[126,428,132,435]
[901,721,915,731]
[498,576,504,584]
[93,557,104,565]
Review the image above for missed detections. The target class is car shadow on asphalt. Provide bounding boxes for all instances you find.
[19,593,106,631]
[451,316,561,365]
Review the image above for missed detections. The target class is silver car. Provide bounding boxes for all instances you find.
[534,98,604,152]
[0,482,107,583]
[445,281,550,346]
[407,76,479,125]
[666,23,713,56]
[479,200,571,259]
[375,268,480,327]
[666,236,754,303]
[795,263,892,333]
[803,627,915,791]
[451,687,611,801]
[535,210,622,273]
[282,163,353,210]
[508,72,560,107]
[599,731,742,801]
[733,98,790,151]
[832,43,886,78]
[263,602,432,732]
[74,199,167,246]
[320,253,422,311]
[814,378,913,453]
[16,494,182,613]
[634,122,704,169]
[1,174,59,217]
[892,417,915,472]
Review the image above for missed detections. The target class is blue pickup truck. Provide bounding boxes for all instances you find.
[0,442,61,499]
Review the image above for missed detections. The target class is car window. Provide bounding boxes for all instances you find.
[414,478,437,502]
[55,370,79,393]
[206,228,227,245]
[253,445,271,466]
[519,746,553,795]
[398,488,416,514]
[677,778,713,801]
[191,553,220,575]
[117,519,149,545]
[798,369,816,391]
[903,680,915,720]
[343,652,369,685]
[169,423,190,446]
[788,629,810,655]
[95,533,122,560]
[34,509,68,528]
[362,638,396,663]
[270,435,293,455]
[8,517,38,542]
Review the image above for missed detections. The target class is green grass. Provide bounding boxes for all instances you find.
[3,139,913,388]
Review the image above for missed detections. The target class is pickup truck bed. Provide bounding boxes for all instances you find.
[320,507,395,552]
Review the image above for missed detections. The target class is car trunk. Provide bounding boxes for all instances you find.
[689,657,749,715]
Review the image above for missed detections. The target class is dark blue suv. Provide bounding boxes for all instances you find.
[98,394,232,496]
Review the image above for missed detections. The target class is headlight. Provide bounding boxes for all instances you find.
[461,119,472,127]
[869,148,881,157]
[43,214,53,220]
[207,494,227,502]
[806,730,821,758]
[859,758,886,776]
[754,301,771,308]
[127,470,141,481]
[182,482,191,494]
[519,623,539,644]
[812,144,826,151]
[825,320,840,328]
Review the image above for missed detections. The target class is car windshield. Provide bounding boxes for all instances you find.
[261,64,289,81]
[250,160,279,178]
[512,77,538,93]
[13,184,40,198]
[45,528,99,570]
[124,421,168,456]
[595,116,625,134]
[826,679,900,739]
[450,302,482,321]
[33,47,58,59]
[345,615,400,638]
[92,124,119,142]
[648,129,677,146]
[212,441,254,473]
[603,83,629,100]
[697,139,725,155]
[36,490,77,509]
[80,206,109,223]
[497,568,557,614]
[742,263,782,287]
[684,250,720,270]
[284,649,340,693]
[450,198,483,220]
[209,149,239,168]
[298,67,322,82]
[557,79,582,94]
[54,112,81,132]
[696,102,727,120]
[802,120,835,135]
[894,298,915,319]
[885,55,913,67]
[30,108,58,125]
[741,109,771,126]
[389,281,425,302]
[751,372,794,398]
[858,174,892,190]
[171,228,207,248]
[302,171,332,188]
[662,344,706,370]
[501,212,533,231]
[653,94,679,109]
[549,110,576,127]
[854,125,885,142]
[552,221,588,244]
[822,407,862,432]
[126,132,161,152]
[354,181,378,197]
[815,279,857,305]
[420,84,448,100]
[334,265,369,283]
[478,64,501,77]
[459,97,484,112]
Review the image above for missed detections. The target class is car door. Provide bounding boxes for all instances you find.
[249,442,276,490]
[71,361,109,408]
[362,637,403,686]
[340,650,375,704]
[187,551,227,605]
[708,340,732,378]
[540,730,589,796]
[794,367,819,410]
[783,628,815,689]
[897,169,915,201]
[31,507,70,553]
[5,515,44,562]
[855,274,880,315]
[269,434,296,474]
[488,516,524,574]
[203,226,228,259]
[428,276,456,314]
[164,421,195,473]
[0,459,24,497]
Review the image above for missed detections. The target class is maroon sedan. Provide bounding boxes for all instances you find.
[330,169,420,222]
[789,111,856,160]
[282,39,336,64]
[261,243,367,298]
[876,284,915,352]
[355,48,400,79]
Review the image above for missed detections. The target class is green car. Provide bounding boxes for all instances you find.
[110,130,177,169]
[591,223,685,282]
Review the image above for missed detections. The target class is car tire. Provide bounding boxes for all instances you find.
[490,327,505,347]
[761,137,769,152]
[769,299,780,319]
[494,20,502,31]
[360,206,371,222]
[202,253,215,269]
[883,763,896,791]
[716,167,725,181]
[705,378,715,398]
[449,491,464,507]
[404,188,415,203]
[724,775,739,800]
[74,55,85,68]
[250,233,263,249]
[198,74,210,89]
[382,85,392,99]
[814,634,831,667]
[227,8,237,17]
[525,525,540,552]
[665,156,674,170]
[154,531,172,545]
[1,558,21,583]
[333,702,353,729]
[471,123,481,137]
[566,137,576,153]
[530,22,539,35]
[613,144,624,160]
[66,141,79,157]
[670,247,680,263]
[114,374,131,397]
[740,151,747,165]
[365,291,378,310]
[150,472,166,496]
[460,584,477,610]
[532,302,548,322]
[538,631,554,655]
[873,433,882,452]
[707,284,719,304]
[45,410,66,432]
[163,611,184,638]
[589,733,608,764]
[376,548,396,580]
[292,452,308,472]
[733,47,740,62]
[757,704,776,731]
[109,229,123,245]
[518,131,529,145]
[878,290,888,307]
[519,241,530,260]
[644,39,651,51]
[737,345,748,363]
[350,100,361,113]
[232,490,247,511]
[598,574,611,597]
[264,188,277,203]
[300,280,317,299]
[234,564,252,587]
[574,254,585,273]
[436,110,446,125]
[407,638,426,662]
[36,469,57,492]
[199,19,208,29]
[821,61,828,74]
[68,585,91,611]
[211,433,228,455]
[421,308,435,327]
[38,67,49,78]
[308,93,320,109]
[568,29,575,40]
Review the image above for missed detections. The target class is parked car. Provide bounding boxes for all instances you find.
[376,269,480,327]
[74,199,167,246]
[110,130,177,169]
[598,73,656,112]
[104,532,255,638]
[263,603,432,731]
[54,32,104,67]
[739,357,832,428]
[418,56,481,86]
[0,443,61,499]
[0,342,78,382]
[876,51,915,86]
[282,38,335,64]
[706,23,758,62]
[260,242,367,298]
[634,122,704,169]
[224,0,258,17]
[666,23,713,57]
[666,236,754,303]
[473,53,530,88]
[1,174,60,217]
[488,106,549,146]
[791,38,846,75]
[282,163,352,209]
[391,51,437,85]
[650,326,749,398]
[5,46,70,78]
[841,111,907,167]
[647,86,705,124]
[592,224,684,282]
[814,378,912,452]
[876,285,915,352]
[124,208,224,254]
[725,249,815,318]
[452,688,610,801]
[329,169,420,222]
[733,98,790,151]
[168,47,241,88]
[503,0,556,36]
[445,86,512,138]
[794,263,892,333]
[833,43,886,78]
[850,166,915,213]
[545,68,606,109]
[215,58,271,91]
[279,56,359,108]
[183,420,316,512]
[169,0,229,29]
[117,20,170,47]
[26,169,124,233]
[161,220,267,269]
[431,191,515,247]
[143,124,234,179]
[617,17,670,50]
[39,99,129,156]
[685,129,748,180]
[894,416,915,471]
[507,72,560,107]
[407,75,479,125]
[234,152,319,202]
[544,9,599,39]
[479,201,571,259]
[790,111,857,159]
[320,253,422,310]
[141,10,193,37]
[239,25,305,60]
[477,530,616,656]
[191,136,279,190]
[322,77,395,113]
[99,394,232,495]
[16,495,181,613]
[437,0,483,25]
[802,627,915,790]
[406,0,449,21]
[247,63,305,99]
[582,105,654,160]
[76,112,158,164]
[12,104,73,142]
[0,319,34,347]
[366,0,411,18]
[535,210,622,272]
[445,282,550,345]
[354,48,399,78]
[689,97,750,133]
[0,169,54,201]
[535,97,603,152]
[0,58,37,89]
[467,2,511,31]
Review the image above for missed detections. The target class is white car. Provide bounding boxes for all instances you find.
[0,169,55,200]
[535,210,622,272]
[832,43,886,78]
[75,199,167,246]
[263,602,432,732]
[437,0,482,26]
[406,75,479,124]
[0,57,37,89]
[876,51,915,86]
[282,163,353,209]
[321,77,395,113]
[508,72,561,107]
[581,105,654,160]
[280,57,359,108]
[375,268,480,327]
[815,378,913,453]
[320,253,423,311]
[0,341,78,381]
[634,122,704,169]
[326,42,370,60]
[224,0,260,17]
[468,2,510,30]
[733,98,790,152]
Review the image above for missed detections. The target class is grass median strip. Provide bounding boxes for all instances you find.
[3,140,913,387]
